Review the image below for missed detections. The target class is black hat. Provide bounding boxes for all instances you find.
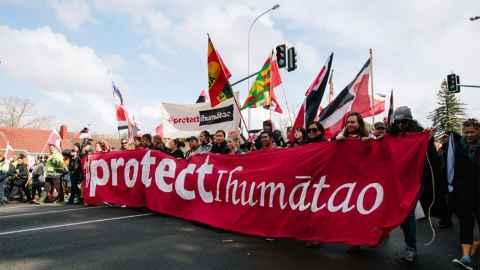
[393,106,413,121]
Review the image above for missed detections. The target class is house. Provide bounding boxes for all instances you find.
[0,125,121,158]
[0,126,73,158]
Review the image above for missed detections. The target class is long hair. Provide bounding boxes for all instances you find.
[342,112,369,138]
[387,119,423,136]
[293,128,307,145]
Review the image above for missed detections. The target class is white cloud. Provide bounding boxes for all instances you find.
[146,11,171,33]
[0,25,117,133]
[139,53,165,69]
[138,105,162,119]
[50,0,92,30]
[102,54,127,73]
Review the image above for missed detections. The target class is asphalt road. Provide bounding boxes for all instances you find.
[0,203,469,270]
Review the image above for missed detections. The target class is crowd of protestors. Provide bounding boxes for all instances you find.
[0,106,479,269]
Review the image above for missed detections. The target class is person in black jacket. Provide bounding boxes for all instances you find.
[9,154,32,202]
[0,156,14,205]
[31,156,45,204]
[447,119,480,269]
[289,128,308,147]
[273,130,286,148]
[306,121,326,143]
[387,106,444,263]
[67,144,83,205]
[167,139,185,159]
[210,130,230,154]
[152,135,168,153]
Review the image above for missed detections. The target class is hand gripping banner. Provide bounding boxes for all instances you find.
[83,133,429,246]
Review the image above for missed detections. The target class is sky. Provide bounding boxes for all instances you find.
[0,0,479,134]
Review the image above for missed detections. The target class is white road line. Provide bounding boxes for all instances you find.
[0,213,154,236]
[0,206,107,219]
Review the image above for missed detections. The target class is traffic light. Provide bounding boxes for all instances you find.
[287,47,297,72]
[447,73,461,93]
[276,44,286,68]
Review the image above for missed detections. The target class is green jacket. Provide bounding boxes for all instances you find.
[45,151,65,176]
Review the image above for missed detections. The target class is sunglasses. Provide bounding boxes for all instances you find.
[307,128,319,133]
[121,141,128,144]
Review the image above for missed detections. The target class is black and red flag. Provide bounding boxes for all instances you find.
[289,53,333,141]
[196,89,207,103]
[386,90,394,127]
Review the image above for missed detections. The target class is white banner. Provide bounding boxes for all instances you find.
[160,98,240,138]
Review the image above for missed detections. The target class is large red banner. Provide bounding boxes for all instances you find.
[83,133,429,246]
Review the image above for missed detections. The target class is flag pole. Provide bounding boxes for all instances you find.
[369,48,375,125]
[269,90,272,122]
[280,86,293,126]
[230,92,250,133]
[328,69,334,104]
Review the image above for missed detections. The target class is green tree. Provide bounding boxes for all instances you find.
[428,80,465,137]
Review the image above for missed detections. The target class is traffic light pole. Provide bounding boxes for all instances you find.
[231,71,261,87]
[459,84,480,88]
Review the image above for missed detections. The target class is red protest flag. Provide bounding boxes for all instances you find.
[360,94,385,118]
[208,36,233,107]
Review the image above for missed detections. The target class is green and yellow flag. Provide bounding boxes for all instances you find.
[242,54,282,111]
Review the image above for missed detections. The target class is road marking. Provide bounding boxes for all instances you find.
[0,213,154,236]
[0,206,107,219]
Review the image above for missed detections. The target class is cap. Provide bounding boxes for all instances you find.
[393,106,413,121]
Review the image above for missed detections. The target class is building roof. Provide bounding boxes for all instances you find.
[0,126,122,157]
[0,127,73,155]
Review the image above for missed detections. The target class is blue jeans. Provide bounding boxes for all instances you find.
[401,208,417,250]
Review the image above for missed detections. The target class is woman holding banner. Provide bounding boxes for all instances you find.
[335,112,369,140]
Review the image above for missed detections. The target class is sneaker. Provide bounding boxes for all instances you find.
[452,256,474,270]
[399,247,417,263]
